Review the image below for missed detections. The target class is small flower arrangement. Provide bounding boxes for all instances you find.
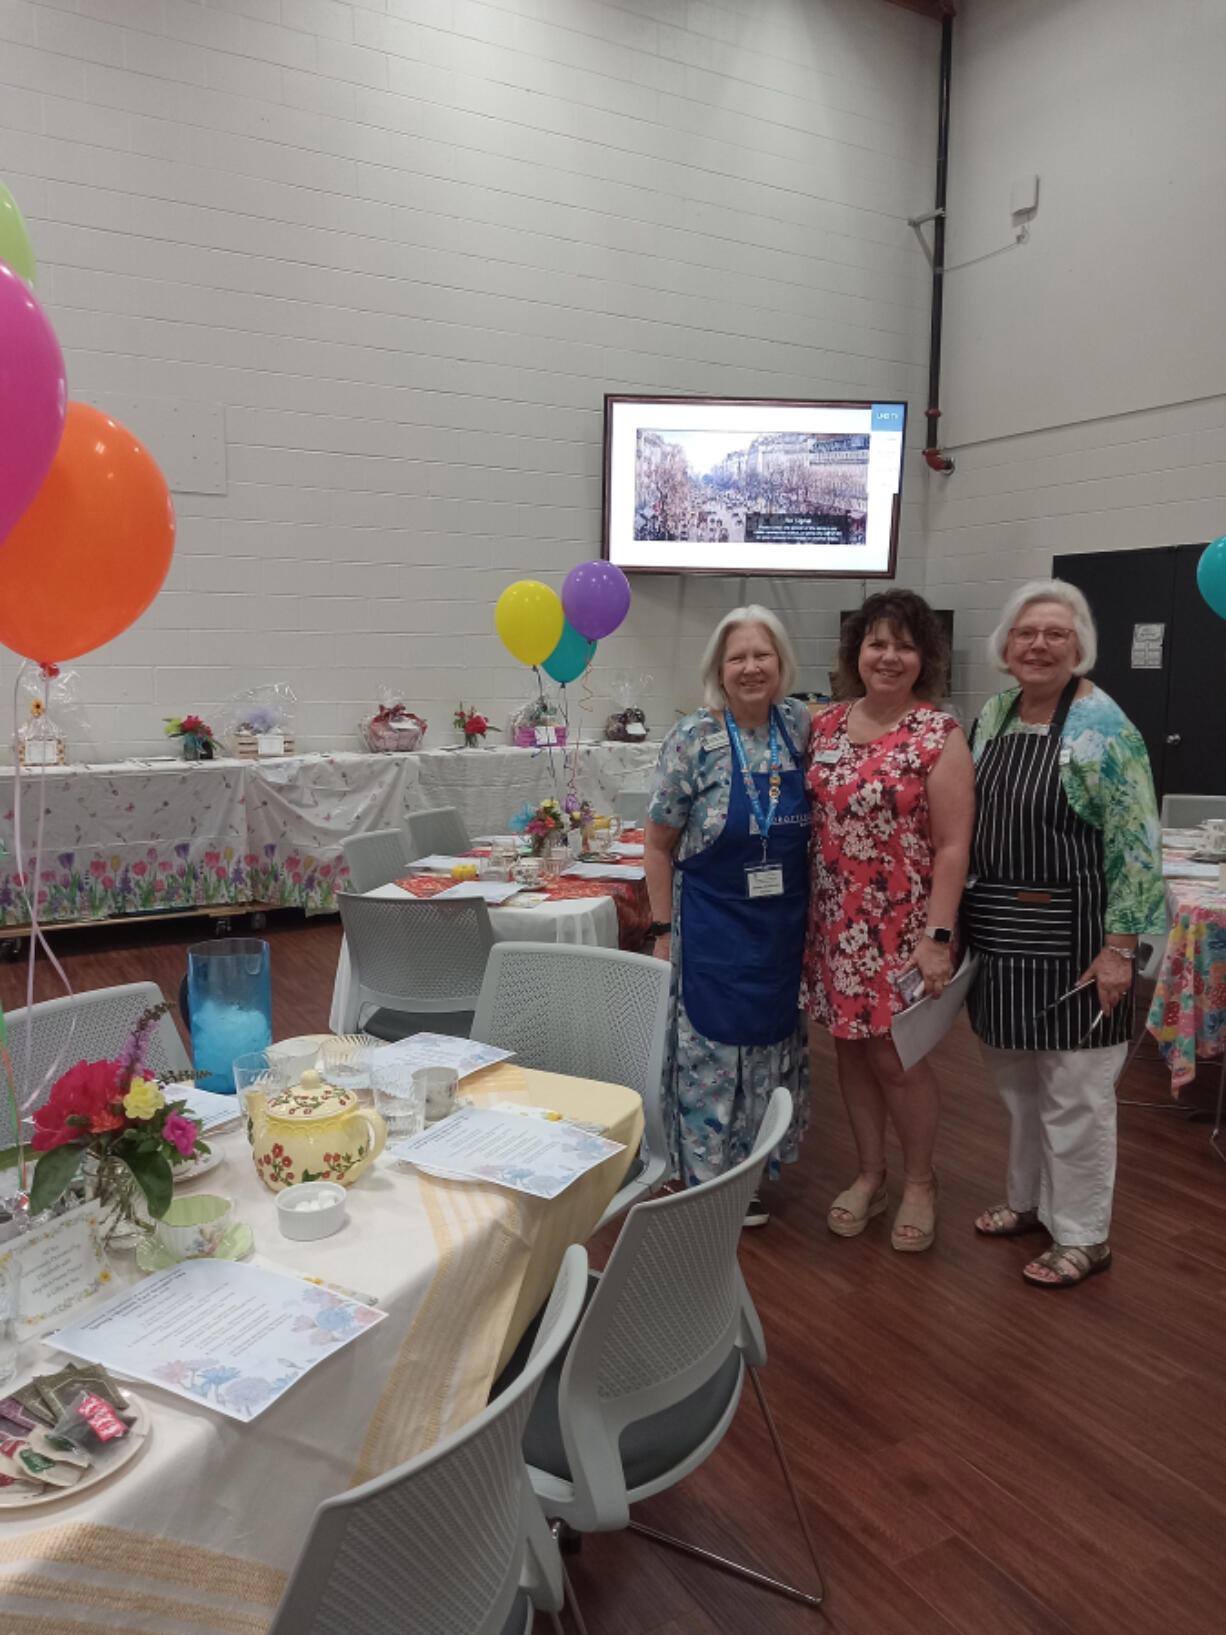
[524,797,566,854]
[0,1004,207,1236]
[563,793,595,831]
[454,704,489,748]
[164,713,217,761]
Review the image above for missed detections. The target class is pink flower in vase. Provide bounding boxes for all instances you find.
[163,1113,199,1158]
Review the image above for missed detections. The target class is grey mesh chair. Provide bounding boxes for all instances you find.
[613,789,648,827]
[337,892,494,1042]
[470,944,670,1228]
[342,827,413,894]
[268,1245,591,1635]
[1161,793,1226,827]
[407,804,471,860]
[507,1087,823,1610]
[0,983,190,1149]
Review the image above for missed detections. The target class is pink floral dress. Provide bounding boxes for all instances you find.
[801,702,958,1039]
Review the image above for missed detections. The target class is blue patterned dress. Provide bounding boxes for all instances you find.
[647,699,813,1185]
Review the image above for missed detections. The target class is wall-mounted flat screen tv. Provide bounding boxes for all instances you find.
[603,395,906,578]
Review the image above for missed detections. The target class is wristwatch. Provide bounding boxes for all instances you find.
[924,926,953,944]
[648,921,671,939]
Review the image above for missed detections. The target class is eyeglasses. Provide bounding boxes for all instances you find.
[1009,626,1077,648]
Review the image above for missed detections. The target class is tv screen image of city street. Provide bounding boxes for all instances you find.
[603,397,905,578]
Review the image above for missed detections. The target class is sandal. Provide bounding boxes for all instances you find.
[827,1177,888,1238]
[975,1203,1044,1238]
[891,1176,938,1253]
[1022,1242,1112,1289]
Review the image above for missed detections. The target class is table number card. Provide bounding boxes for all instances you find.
[255,732,285,756]
[3,1207,112,1335]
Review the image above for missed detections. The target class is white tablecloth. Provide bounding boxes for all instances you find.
[329,882,619,1031]
[0,744,658,924]
[0,1062,643,1634]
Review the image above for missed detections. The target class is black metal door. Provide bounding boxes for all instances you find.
[1052,546,1176,794]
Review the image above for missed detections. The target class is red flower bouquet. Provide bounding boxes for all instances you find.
[454,704,489,748]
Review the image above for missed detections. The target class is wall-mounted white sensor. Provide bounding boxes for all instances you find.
[1010,174,1040,218]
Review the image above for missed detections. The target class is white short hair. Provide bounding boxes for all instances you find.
[700,605,798,713]
[987,578,1098,675]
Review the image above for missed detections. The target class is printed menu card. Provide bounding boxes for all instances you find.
[51,1259,386,1421]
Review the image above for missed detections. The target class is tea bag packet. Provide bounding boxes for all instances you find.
[52,1389,132,1453]
[27,1426,92,1468]
[40,1364,130,1419]
[0,1434,86,1489]
[0,1397,40,1436]
[9,1382,59,1427]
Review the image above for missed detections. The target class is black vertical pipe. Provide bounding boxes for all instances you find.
[924,13,955,473]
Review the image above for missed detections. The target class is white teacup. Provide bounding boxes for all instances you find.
[413,1066,460,1123]
[511,857,543,887]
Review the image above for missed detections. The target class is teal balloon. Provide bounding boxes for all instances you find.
[1197,535,1226,620]
[542,620,596,685]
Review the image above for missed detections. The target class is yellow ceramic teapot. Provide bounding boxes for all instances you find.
[247,1068,386,1192]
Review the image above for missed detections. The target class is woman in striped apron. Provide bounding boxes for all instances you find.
[966,580,1164,1289]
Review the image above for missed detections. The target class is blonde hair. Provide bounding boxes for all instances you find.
[987,578,1098,675]
[700,605,797,713]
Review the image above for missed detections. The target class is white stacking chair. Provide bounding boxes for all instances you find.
[341,827,413,894]
[1,983,189,1150]
[268,1246,591,1635]
[470,943,671,1228]
[407,804,472,860]
[503,1087,823,1611]
[336,891,494,1042]
[1161,793,1226,828]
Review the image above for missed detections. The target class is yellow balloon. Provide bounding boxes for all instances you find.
[0,182,35,286]
[495,580,565,667]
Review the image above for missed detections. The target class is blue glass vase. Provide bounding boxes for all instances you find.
[187,938,272,1095]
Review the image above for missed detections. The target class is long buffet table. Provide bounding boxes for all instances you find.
[0,743,657,927]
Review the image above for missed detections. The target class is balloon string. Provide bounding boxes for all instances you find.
[11,663,77,1138]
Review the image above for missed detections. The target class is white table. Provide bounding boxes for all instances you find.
[329,882,619,1032]
[0,744,657,925]
[0,1062,643,1633]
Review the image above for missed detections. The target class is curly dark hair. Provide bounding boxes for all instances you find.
[833,589,949,703]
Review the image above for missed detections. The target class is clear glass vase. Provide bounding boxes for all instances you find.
[80,1152,151,1251]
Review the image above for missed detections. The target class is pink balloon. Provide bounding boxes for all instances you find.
[0,260,67,546]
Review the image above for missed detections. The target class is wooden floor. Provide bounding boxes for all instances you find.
[4,912,1226,1635]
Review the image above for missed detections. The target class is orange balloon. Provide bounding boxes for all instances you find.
[0,402,175,663]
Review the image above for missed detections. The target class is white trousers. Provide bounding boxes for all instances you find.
[979,1043,1126,1246]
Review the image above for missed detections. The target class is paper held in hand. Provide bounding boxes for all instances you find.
[890,951,980,1072]
[393,1106,625,1200]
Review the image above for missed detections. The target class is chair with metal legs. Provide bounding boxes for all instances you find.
[268,1246,592,1635]
[497,1086,823,1611]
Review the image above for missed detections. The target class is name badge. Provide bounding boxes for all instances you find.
[746,864,784,899]
[703,732,729,752]
[1058,745,1072,766]
[813,747,841,765]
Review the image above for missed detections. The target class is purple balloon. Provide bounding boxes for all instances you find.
[0,261,66,547]
[562,561,631,641]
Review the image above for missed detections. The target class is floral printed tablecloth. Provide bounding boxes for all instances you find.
[0,747,657,927]
[1147,879,1226,1090]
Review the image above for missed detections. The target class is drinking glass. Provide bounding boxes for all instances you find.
[413,1066,459,1122]
[371,1062,427,1140]
[232,1050,280,1132]
[187,938,272,1095]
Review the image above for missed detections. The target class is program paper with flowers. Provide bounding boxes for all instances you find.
[51,1259,387,1422]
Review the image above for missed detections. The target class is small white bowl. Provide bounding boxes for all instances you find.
[275,1181,347,1241]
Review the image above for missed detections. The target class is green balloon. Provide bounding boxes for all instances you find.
[0,182,36,286]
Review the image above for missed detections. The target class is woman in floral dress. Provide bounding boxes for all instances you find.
[645,606,811,1225]
[802,590,974,1252]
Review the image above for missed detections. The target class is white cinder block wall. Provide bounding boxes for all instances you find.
[925,0,1226,722]
[0,0,939,759]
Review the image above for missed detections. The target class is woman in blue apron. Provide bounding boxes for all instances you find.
[644,606,811,1226]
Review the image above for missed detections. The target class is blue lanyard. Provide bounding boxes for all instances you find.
[726,709,782,858]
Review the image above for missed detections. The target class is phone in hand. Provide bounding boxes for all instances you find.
[895,967,926,1006]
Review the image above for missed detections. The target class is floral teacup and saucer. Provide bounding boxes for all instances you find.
[135,1194,252,1273]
